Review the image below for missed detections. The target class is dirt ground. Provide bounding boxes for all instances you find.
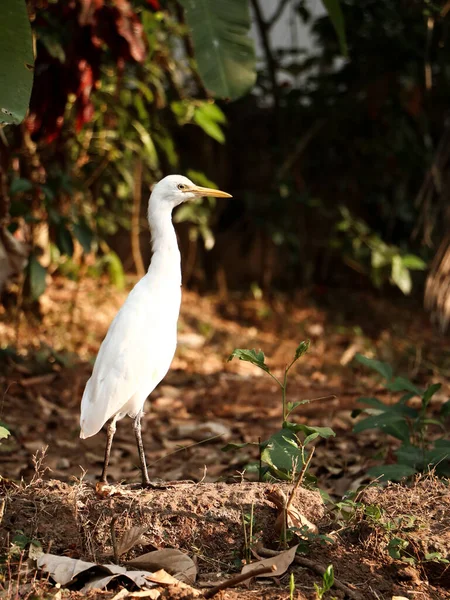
[1,276,450,599]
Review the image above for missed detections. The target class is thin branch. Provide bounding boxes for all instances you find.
[110,516,119,564]
[286,446,315,512]
[259,548,362,600]
[268,0,290,29]
[250,0,280,114]
[131,158,145,278]
[203,565,276,598]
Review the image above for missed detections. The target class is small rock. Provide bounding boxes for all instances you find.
[56,458,70,469]
[173,421,232,442]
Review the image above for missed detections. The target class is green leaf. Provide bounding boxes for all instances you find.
[353,412,410,442]
[0,425,10,441]
[371,249,390,269]
[56,223,74,257]
[194,106,225,143]
[387,536,409,559]
[10,178,32,194]
[197,102,226,124]
[303,432,320,446]
[401,254,427,270]
[356,397,417,418]
[221,442,255,452]
[294,340,310,360]
[0,2,34,124]
[321,0,348,57]
[286,422,336,439]
[28,255,46,301]
[424,552,449,564]
[368,464,417,481]
[227,348,270,373]
[105,251,125,290]
[180,0,256,100]
[322,564,334,592]
[73,220,93,254]
[386,377,422,396]
[355,354,392,380]
[422,383,441,407]
[261,429,302,477]
[132,121,158,169]
[391,254,412,295]
[395,444,426,469]
[440,400,450,418]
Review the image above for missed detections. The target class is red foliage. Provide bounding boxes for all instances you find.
[27,0,147,142]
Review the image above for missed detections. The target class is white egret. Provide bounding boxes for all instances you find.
[80,174,232,485]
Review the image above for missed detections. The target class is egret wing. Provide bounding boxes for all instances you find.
[80,282,169,437]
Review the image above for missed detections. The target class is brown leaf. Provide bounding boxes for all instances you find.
[266,487,318,535]
[241,544,298,579]
[37,552,156,592]
[275,506,318,535]
[145,569,201,596]
[95,482,134,498]
[128,549,197,583]
[117,525,149,556]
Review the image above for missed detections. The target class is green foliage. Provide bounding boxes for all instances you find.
[173,169,221,250]
[179,0,256,100]
[27,255,47,301]
[9,531,41,559]
[314,564,334,599]
[0,2,34,124]
[353,354,450,480]
[227,341,335,482]
[335,208,426,294]
[193,103,227,144]
[320,0,347,56]
[289,572,295,600]
[0,424,10,443]
[228,348,269,373]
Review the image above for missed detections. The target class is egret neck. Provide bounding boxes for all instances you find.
[147,199,181,288]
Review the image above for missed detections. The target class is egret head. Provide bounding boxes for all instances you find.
[151,174,232,209]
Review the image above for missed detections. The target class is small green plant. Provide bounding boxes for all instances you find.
[289,572,295,600]
[225,342,335,482]
[0,423,10,445]
[314,564,335,599]
[353,354,450,480]
[241,503,255,565]
[334,207,426,294]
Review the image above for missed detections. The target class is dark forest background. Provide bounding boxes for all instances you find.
[2,0,450,316]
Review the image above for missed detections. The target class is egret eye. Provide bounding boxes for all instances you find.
[177,183,186,190]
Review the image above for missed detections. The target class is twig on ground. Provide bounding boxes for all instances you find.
[286,446,315,513]
[203,565,276,598]
[259,548,362,600]
[111,515,119,564]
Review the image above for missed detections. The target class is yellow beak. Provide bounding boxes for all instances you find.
[189,185,232,198]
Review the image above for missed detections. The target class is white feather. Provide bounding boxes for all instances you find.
[79,175,194,439]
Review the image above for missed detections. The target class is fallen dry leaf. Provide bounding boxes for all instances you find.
[110,589,130,600]
[95,482,134,498]
[37,552,156,592]
[37,554,102,586]
[266,487,318,534]
[117,525,149,556]
[128,549,197,583]
[145,569,201,596]
[241,544,298,579]
[275,505,318,535]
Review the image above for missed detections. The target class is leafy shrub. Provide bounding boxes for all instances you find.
[353,354,450,480]
[225,341,335,482]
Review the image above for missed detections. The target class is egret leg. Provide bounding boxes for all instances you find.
[100,415,118,483]
[133,411,151,486]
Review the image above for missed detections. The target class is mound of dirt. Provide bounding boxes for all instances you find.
[2,477,450,599]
